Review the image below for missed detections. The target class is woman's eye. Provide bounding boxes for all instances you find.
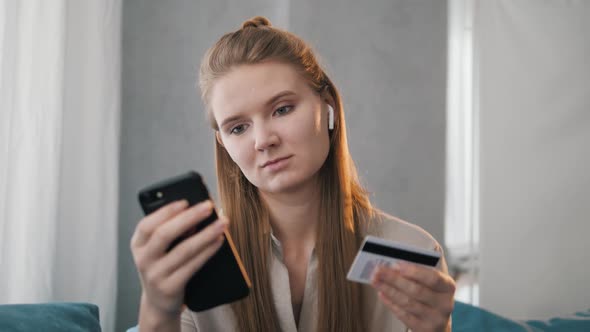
[230,124,248,135]
[274,105,293,116]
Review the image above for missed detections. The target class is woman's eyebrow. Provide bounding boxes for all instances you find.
[265,90,297,107]
[219,90,297,128]
[220,114,245,129]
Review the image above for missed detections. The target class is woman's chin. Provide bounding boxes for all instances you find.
[256,174,319,196]
[258,181,299,195]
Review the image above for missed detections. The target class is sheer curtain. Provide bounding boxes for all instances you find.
[0,1,121,331]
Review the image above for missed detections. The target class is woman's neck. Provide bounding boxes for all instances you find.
[258,178,320,250]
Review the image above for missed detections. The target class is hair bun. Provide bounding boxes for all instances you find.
[241,16,272,29]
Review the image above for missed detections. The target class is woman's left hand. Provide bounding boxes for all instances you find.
[371,261,456,332]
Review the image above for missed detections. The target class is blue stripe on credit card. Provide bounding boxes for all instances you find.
[362,241,440,267]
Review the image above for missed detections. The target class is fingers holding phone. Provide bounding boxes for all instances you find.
[131,199,227,316]
[131,199,189,248]
[154,205,229,287]
[135,171,250,319]
[141,200,216,256]
[165,217,228,291]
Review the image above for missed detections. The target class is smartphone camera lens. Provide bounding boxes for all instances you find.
[140,191,163,203]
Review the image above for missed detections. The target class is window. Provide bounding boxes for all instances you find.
[445,0,479,305]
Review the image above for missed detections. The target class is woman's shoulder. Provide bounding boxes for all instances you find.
[363,208,442,251]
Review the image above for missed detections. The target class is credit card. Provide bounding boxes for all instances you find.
[347,235,441,284]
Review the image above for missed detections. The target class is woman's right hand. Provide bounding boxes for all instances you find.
[131,199,228,325]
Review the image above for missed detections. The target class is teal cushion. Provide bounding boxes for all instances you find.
[453,301,590,332]
[128,301,590,331]
[0,302,100,332]
[526,309,590,332]
[452,301,539,331]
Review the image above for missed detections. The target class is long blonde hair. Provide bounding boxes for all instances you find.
[199,16,374,332]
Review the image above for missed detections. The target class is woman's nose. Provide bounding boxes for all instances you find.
[254,124,280,151]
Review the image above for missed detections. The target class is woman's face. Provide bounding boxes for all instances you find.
[209,61,331,194]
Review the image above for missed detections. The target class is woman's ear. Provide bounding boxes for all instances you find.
[320,89,336,115]
[215,131,225,147]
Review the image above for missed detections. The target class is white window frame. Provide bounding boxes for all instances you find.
[445,0,480,305]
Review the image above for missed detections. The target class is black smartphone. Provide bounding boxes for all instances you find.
[138,171,251,312]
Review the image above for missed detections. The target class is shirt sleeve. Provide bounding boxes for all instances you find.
[180,309,199,332]
[434,243,453,332]
[434,242,449,275]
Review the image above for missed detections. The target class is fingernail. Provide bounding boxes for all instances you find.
[198,200,213,211]
[392,263,402,272]
[176,200,189,209]
[216,218,228,230]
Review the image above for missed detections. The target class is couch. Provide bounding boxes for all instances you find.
[1,301,589,331]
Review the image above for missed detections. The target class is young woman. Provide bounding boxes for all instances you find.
[131,16,455,332]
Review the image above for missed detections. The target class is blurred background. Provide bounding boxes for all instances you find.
[1,1,588,331]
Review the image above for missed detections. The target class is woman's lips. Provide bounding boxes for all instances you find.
[262,156,292,171]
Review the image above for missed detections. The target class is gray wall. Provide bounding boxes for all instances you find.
[117,1,446,330]
[478,1,590,319]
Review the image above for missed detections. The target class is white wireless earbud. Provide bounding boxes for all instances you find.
[327,104,334,130]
